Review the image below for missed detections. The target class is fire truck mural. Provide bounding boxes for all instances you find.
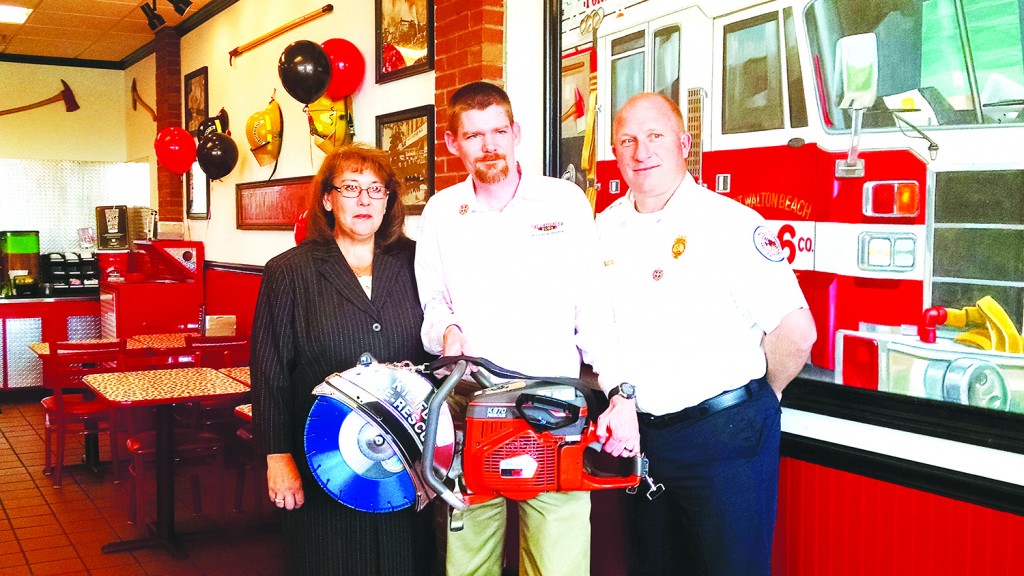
[559,0,1024,414]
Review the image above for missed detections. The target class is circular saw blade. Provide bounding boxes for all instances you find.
[305,395,417,513]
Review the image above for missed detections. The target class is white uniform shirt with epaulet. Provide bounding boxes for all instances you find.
[596,172,808,415]
[416,170,624,388]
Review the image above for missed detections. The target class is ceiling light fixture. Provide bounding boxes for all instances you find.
[0,5,32,24]
[168,0,193,17]
[140,0,165,31]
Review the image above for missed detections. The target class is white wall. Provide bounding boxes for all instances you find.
[505,1,546,176]
[2,1,549,267]
[130,0,436,266]
[0,62,127,161]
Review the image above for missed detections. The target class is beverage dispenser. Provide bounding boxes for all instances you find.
[0,231,40,297]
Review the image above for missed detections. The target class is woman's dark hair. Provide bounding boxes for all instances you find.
[304,143,407,250]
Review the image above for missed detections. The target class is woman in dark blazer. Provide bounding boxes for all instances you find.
[251,144,434,576]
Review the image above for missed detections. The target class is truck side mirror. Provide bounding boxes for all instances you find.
[834,33,879,178]
[835,33,879,110]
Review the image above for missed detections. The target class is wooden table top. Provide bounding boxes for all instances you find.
[128,332,199,351]
[84,367,248,407]
[30,333,201,356]
[218,366,250,386]
[30,339,123,356]
[234,403,252,422]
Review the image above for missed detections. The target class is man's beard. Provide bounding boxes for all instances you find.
[473,155,509,184]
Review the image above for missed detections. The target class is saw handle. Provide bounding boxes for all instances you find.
[422,360,470,510]
[515,394,581,431]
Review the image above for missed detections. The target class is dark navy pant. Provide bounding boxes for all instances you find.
[630,378,781,576]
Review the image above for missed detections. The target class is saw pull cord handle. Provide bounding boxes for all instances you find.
[422,360,469,511]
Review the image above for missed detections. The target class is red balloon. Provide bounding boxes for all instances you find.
[294,209,309,245]
[381,43,406,74]
[321,38,366,100]
[154,127,197,175]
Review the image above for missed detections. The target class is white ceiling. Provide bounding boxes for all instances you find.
[0,0,219,65]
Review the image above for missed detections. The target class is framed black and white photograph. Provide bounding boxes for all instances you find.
[376,105,434,214]
[375,0,433,84]
[186,160,209,220]
[184,66,209,135]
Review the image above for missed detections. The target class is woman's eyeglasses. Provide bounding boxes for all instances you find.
[331,183,389,200]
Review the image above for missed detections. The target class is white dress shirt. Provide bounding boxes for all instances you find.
[416,172,623,389]
[597,173,808,415]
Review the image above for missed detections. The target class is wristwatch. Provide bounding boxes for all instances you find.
[608,383,636,401]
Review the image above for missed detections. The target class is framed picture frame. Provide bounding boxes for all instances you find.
[375,0,433,84]
[376,105,434,215]
[186,161,210,220]
[183,66,208,135]
[236,175,313,230]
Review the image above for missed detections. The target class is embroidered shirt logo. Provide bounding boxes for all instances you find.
[753,226,785,262]
[532,221,564,235]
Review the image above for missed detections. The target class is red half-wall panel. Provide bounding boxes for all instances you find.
[204,265,262,337]
[773,458,1024,575]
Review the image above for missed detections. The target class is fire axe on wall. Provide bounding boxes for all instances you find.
[130,78,157,122]
[0,79,80,118]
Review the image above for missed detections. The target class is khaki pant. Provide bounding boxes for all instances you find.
[445,491,591,576]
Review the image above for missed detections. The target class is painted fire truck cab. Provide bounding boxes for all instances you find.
[561,0,1024,416]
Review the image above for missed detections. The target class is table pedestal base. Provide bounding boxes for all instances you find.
[100,405,180,557]
[100,522,186,558]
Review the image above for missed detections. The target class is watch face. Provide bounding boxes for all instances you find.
[620,383,635,399]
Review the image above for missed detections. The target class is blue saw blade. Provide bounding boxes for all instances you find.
[305,395,417,513]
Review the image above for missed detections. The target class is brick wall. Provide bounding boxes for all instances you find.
[154,27,183,224]
[433,0,505,191]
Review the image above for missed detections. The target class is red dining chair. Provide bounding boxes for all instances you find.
[124,427,226,526]
[42,339,126,487]
[183,334,250,369]
[232,420,266,514]
[180,334,251,431]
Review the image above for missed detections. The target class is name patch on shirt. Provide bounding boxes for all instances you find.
[753,226,785,262]
[531,221,564,236]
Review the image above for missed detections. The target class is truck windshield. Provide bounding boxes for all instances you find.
[806,0,1024,130]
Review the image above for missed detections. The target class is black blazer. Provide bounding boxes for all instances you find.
[251,237,430,459]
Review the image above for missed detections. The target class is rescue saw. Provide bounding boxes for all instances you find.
[304,354,661,526]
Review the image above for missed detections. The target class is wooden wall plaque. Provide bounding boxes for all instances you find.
[235,176,313,230]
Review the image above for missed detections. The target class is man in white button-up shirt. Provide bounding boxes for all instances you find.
[416,82,638,576]
[598,93,817,576]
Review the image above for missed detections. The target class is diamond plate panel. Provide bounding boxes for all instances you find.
[6,317,42,388]
[68,315,102,340]
[0,159,149,253]
[163,248,198,273]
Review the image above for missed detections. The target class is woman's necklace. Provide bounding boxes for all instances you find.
[350,262,372,277]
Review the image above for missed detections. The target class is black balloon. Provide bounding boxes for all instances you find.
[196,132,239,180]
[278,40,332,104]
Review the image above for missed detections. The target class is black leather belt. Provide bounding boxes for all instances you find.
[638,379,762,429]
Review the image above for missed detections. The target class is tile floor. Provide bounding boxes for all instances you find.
[0,398,285,575]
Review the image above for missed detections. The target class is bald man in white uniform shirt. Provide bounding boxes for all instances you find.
[598,92,816,576]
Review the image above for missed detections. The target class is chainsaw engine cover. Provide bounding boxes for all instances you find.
[304,355,454,513]
[462,380,592,500]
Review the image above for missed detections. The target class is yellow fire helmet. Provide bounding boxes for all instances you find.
[246,97,284,167]
[306,94,354,154]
